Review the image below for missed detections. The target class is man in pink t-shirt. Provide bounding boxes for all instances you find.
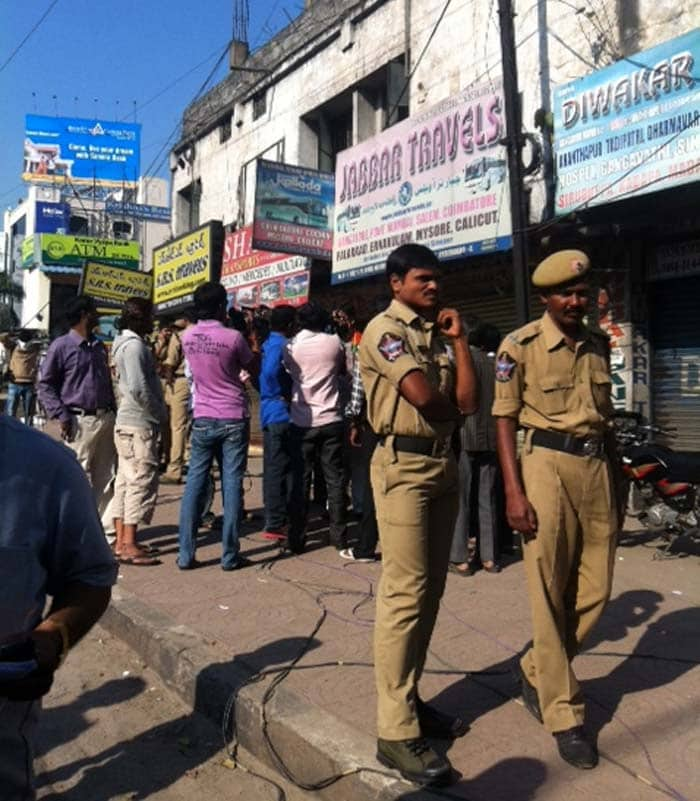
[283,301,348,554]
[177,282,259,571]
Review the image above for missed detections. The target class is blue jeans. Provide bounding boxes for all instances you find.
[178,418,249,569]
[5,383,35,422]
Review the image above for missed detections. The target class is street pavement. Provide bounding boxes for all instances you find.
[93,453,700,801]
[35,626,322,801]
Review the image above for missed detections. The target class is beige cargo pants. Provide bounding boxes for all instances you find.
[519,443,618,733]
[371,439,459,740]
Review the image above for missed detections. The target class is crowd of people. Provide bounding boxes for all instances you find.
[1,243,620,791]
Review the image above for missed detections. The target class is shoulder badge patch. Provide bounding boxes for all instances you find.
[495,351,517,382]
[378,332,407,362]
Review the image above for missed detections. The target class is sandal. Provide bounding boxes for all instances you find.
[118,552,161,566]
[448,562,474,577]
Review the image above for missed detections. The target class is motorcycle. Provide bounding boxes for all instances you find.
[612,411,700,558]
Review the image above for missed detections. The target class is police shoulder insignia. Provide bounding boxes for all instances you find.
[378,332,407,362]
[495,351,517,382]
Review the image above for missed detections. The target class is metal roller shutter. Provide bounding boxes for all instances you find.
[650,276,700,450]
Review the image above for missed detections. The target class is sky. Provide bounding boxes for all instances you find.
[0,0,304,209]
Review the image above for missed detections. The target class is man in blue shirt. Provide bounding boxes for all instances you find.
[259,306,296,540]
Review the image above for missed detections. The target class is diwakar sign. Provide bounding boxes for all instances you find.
[554,28,700,214]
[332,77,512,284]
[152,222,223,314]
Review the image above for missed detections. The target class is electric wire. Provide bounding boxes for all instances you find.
[217,544,697,800]
[0,0,60,74]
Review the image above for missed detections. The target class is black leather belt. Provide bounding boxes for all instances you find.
[380,435,448,457]
[67,406,110,417]
[531,429,605,458]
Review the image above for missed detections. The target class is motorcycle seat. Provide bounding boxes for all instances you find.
[665,451,700,484]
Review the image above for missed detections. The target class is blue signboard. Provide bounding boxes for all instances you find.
[35,201,69,233]
[105,200,171,222]
[253,160,334,259]
[553,28,700,215]
[23,115,141,189]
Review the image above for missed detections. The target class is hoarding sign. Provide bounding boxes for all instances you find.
[332,77,512,284]
[23,114,141,188]
[553,28,700,214]
[651,240,700,281]
[253,160,334,259]
[221,226,309,308]
[21,235,37,268]
[37,234,140,269]
[105,200,171,222]
[35,201,69,233]
[152,221,223,314]
[80,261,153,309]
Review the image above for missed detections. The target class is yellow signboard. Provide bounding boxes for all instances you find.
[152,223,221,313]
[21,235,37,268]
[81,261,153,308]
[40,234,140,269]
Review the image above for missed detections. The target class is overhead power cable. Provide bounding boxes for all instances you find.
[0,0,60,74]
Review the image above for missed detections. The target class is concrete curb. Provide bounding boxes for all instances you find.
[103,585,439,801]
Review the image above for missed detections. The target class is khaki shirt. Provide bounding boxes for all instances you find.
[492,311,613,437]
[164,331,186,376]
[359,299,455,439]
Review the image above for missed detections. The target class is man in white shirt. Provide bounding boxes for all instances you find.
[283,302,348,554]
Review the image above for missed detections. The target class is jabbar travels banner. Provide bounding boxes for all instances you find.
[221,226,310,308]
[332,77,512,284]
[253,160,334,259]
[80,261,153,309]
[553,28,700,214]
[152,221,224,314]
[23,114,141,188]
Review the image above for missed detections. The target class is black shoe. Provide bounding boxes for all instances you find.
[286,537,305,555]
[177,558,200,570]
[376,737,453,786]
[222,556,253,572]
[516,665,543,724]
[554,726,598,769]
[416,697,469,739]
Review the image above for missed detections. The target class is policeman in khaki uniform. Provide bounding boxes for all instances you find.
[493,249,617,770]
[359,244,477,787]
[160,318,191,484]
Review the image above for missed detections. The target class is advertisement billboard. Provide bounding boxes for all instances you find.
[331,77,512,284]
[253,160,334,259]
[553,28,700,214]
[221,226,310,308]
[23,114,141,188]
[80,261,153,309]
[36,234,140,269]
[152,221,224,314]
[35,201,69,233]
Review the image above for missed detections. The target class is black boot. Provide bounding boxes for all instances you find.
[376,737,453,786]
[554,726,598,769]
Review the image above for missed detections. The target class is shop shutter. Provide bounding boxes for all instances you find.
[650,277,700,450]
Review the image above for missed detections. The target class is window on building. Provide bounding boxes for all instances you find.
[252,90,267,121]
[219,115,232,143]
[69,215,89,235]
[112,220,133,240]
[177,179,202,234]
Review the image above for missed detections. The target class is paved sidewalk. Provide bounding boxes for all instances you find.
[97,454,699,801]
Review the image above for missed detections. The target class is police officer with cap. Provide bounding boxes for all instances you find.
[493,249,617,769]
[359,244,477,786]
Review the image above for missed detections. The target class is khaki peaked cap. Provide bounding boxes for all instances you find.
[531,249,591,288]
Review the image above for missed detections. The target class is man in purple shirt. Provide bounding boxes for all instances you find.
[177,282,260,571]
[38,295,117,532]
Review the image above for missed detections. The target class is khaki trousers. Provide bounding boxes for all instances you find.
[371,440,458,740]
[519,444,617,733]
[113,425,160,525]
[66,410,116,532]
[163,377,190,481]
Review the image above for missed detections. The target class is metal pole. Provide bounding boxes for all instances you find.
[498,0,530,326]
[537,0,555,220]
